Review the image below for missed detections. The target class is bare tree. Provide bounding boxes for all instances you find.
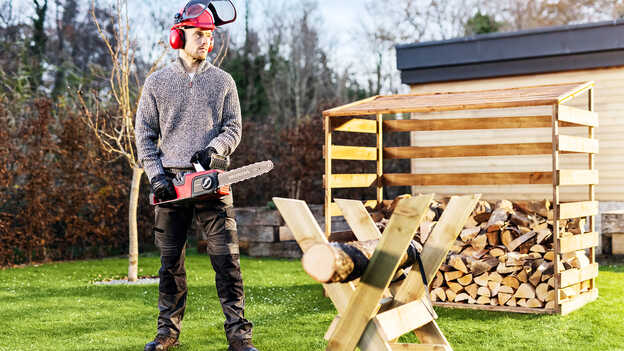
[77,0,166,282]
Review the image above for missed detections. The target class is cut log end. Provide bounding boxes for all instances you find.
[302,244,339,283]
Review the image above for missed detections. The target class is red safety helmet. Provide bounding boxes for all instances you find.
[169,0,237,50]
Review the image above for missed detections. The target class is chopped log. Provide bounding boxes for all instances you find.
[547,276,555,288]
[449,255,469,273]
[515,199,550,218]
[572,251,590,269]
[545,301,556,309]
[487,208,509,232]
[517,268,528,283]
[488,281,501,296]
[432,287,447,302]
[497,262,521,274]
[471,234,488,250]
[489,272,503,283]
[448,281,464,293]
[505,252,528,266]
[530,244,546,253]
[438,264,453,272]
[510,213,531,227]
[449,241,464,253]
[486,231,500,246]
[535,283,550,302]
[457,274,473,286]
[419,221,436,243]
[496,200,514,212]
[527,252,542,259]
[518,226,532,234]
[446,288,457,302]
[474,212,491,223]
[460,227,480,242]
[455,292,471,302]
[465,283,478,299]
[498,293,512,305]
[470,258,498,276]
[529,270,542,287]
[506,297,517,307]
[517,298,528,307]
[477,286,490,297]
[536,229,552,244]
[444,270,464,282]
[476,295,491,305]
[432,271,444,288]
[490,247,506,257]
[301,239,420,283]
[567,217,586,234]
[502,276,520,289]
[501,230,514,248]
[507,231,537,252]
[490,297,499,306]
[544,251,555,261]
[473,200,492,218]
[474,273,489,287]
[499,285,514,294]
[514,283,536,299]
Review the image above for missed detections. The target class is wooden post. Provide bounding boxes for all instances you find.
[552,103,561,314]
[588,87,596,291]
[377,113,383,206]
[325,114,333,236]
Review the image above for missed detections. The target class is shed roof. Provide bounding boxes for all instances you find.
[396,20,624,84]
[323,81,592,117]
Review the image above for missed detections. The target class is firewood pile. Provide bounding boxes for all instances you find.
[366,195,591,310]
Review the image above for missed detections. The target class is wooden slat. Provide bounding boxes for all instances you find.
[384,115,556,131]
[331,145,377,160]
[327,196,433,351]
[327,174,377,188]
[558,135,599,153]
[559,263,599,288]
[558,81,594,104]
[559,289,598,316]
[393,194,481,306]
[432,302,555,314]
[384,143,552,159]
[390,343,450,351]
[373,298,435,342]
[558,169,599,186]
[377,113,384,205]
[325,115,332,236]
[558,201,599,219]
[335,198,381,241]
[329,200,378,217]
[559,232,599,253]
[558,105,599,127]
[384,172,552,186]
[330,116,377,133]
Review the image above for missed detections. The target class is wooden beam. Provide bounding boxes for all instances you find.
[329,200,378,217]
[373,297,435,342]
[432,301,555,314]
[560,289,598,316]
[325,116,333,236]
[558,201,599,220]
[383,115,556,131]
[330,116,377,133]
[377,113,384,205]
[327,174,377,188]
[384,143,552,159]
[393,194,481,306]
[552,104,561,314]
[327,196,433,351]
[559,263,599,288]
[558,105,598,127]
[335,199,382,241]
[558,135,599,154]
[330,145,377,160]
[559,232,599,253]
[383,172,552,186]
[390,343,450,351]
[558,170,599,186]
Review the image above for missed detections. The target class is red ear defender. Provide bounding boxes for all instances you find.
[169,28,185,49]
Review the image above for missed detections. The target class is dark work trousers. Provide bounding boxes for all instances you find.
[153,173,253,343]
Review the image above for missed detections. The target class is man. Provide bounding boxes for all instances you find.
[135,1,257,350]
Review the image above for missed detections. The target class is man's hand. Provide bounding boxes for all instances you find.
[190,147,216,169]
[151,174,177,201]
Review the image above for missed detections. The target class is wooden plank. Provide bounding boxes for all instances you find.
[393,194,481,306]
[327,174,377,188]
[373,298,435,341]
[335,198,382,241]
[613,234,624,255]
[412,322,452,349]
[558,201,599,220]
[329,200,378,217]
[559,232,599,253]
[384,172,552,186]
[559,263,599,288]
[558,135,599,154]
[324,96,380,118]
[560,289,598,316]
[432,301,555,314]
[330,145,377,160]
[383,116,555,131]
[558,169,599,186]
[384,143,552,159]
[390,343,450,351]
[377,113,384,205]
[558,105,599,127]
[330,116,378,133]
[552,104,561,314]
[327,196,434,351]
[558,81,594,104]
[325,116,333,235]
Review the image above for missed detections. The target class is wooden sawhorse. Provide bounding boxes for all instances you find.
[274,194,480,351]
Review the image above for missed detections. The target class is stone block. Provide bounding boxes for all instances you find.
[238,225,276,242]
[235,207,283,226]
[248,241,302,258]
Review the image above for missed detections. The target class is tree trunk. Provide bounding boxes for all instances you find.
[128,166,143,282]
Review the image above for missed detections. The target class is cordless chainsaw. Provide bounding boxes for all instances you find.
[150,154,273,206]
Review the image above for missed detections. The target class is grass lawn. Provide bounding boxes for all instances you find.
[1,251,623,351]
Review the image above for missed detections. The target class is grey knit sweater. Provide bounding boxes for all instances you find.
[135,58,242,182]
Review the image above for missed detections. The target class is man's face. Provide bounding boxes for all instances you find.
[183,27,214,60]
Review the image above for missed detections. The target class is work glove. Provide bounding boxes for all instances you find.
[151,174,177,202]
[190,147,217,169]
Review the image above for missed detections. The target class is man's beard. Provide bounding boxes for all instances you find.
[185,48,207,62]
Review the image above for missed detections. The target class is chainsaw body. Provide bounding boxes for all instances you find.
[150,169,231,206]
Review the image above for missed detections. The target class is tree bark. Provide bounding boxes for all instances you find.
[128,166,143,282]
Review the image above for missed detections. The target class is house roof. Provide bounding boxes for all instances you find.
[323,81,592,117]
[395,20,624,85]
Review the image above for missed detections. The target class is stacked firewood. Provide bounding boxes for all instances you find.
[367,196,590,309]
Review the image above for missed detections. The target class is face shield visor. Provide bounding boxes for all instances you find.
[176,0,237,27]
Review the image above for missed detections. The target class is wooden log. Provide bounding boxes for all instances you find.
[444,270,464,282]
[515,200,550,218]
[514,283,536,299]
[432,271,444,288]
[488,281,501,296]
[489,272,503,283]
[460,227,480,242]
[535,283,550,302]
[501,230,514,248]
[498,293,512,305]
[474,273,489,287]
[507,231,537,252]
[486,231,500,246]
[446,288,457,302]
[477,286,491,297]
[301,239,421,283]
[502,276,520,290]
[487,208,509,232]
[465,283,478,299]
[432,287,446,302]
[455,292,471,303]
[510,213,531,227]
[471,234,488,250]
[457,274,473,286]
[449,255,469,273]
[536,229,552,244]
[498,285,514,294]
[490,247,506,257]
[448,282,464,293]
